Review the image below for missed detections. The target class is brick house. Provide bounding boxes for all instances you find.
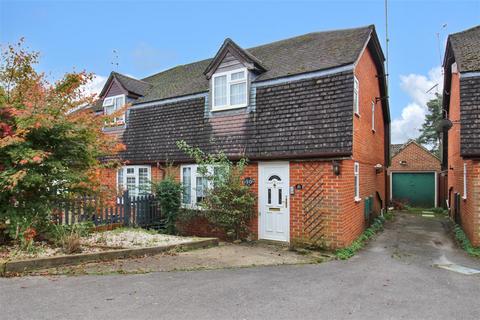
[388,140,443,208]
[95,25,390,249]
[442,25,480,247]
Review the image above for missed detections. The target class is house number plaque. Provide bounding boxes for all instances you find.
[243,177,255,186]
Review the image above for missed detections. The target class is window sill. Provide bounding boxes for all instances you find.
[212,104,248,112]
[354,197,362,203]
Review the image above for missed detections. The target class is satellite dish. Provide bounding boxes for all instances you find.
[436,119,453,133]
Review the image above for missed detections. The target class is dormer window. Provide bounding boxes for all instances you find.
[212,68,248,111]
[103,94,125,124]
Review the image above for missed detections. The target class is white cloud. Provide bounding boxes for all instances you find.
[82,74,108,97]
[391,66,443,144]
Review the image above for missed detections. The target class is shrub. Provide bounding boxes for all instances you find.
[49,222,93,253]
[177,141,256,240]
[153,176,182,234]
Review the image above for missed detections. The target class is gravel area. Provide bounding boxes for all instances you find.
[0,242,105,261]
[82,229,198,249]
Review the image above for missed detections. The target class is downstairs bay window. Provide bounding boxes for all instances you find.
[117,165,151,196]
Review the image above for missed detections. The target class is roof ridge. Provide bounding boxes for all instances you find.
[140,25,373,83]
[113,71,150,84]
[450,24,480,37]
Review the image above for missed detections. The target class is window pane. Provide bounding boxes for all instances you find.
[114,96,125,109]
[105,105,115,115]
[278,189,283,205]
[196,176,208,203]
[103,98,113,106]
[126,176,137,196]
[267,188,272,205]
[231,71,245,80]
[138,168,150,195]
[230,82,246,105]
[127,168,134,174]
[214,75,227,106]
[182,167,191,204]
[213,166,228,186]
[117,169,124,193]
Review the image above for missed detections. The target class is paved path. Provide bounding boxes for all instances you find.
[1,212,479,320]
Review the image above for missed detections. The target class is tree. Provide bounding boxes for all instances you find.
[416,93,443,157]
[0,39,125,241]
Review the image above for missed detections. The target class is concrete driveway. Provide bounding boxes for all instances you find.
[1,211,479,320]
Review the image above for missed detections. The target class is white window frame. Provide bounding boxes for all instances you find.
[354,162,361,202]
[180,164,216,208]
[371,100,376,132]
[211,67,248,111]
[103,94,126,125]
[353,76,360,115]
[463,162,467,199]
[117,165,151,197]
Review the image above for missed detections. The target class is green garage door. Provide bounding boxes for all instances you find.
[392,172,436,208]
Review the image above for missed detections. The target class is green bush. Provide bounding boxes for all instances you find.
[153,177,182,234]
[177,141,256,240]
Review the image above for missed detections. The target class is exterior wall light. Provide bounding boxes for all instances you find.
[332,161,341,176]
[374,163,383,174]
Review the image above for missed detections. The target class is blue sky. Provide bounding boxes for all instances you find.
[1,0,479,142]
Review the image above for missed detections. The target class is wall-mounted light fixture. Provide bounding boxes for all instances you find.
[332,161,341,176]
[399,160,407,166]
[374,163,383,174]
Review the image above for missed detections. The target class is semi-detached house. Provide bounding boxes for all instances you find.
[95,25,390,249]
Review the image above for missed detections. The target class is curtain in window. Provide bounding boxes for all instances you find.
[182,167,192,204]
[230,82,246,105]
[214,75,227,106]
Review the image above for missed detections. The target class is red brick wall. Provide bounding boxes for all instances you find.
[389,142,441,172]
[339,46,387,246]
[448,71,480,246]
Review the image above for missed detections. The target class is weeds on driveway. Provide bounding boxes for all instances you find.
[454,225,480,258]
[335,214,390,260]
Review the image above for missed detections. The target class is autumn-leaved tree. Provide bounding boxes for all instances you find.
[0,39,125,241]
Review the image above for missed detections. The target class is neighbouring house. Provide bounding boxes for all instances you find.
[442,25,480,247]
[95,25,390,249]
[388,140,444,209]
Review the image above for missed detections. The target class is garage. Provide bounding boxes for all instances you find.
[391,172,437,208]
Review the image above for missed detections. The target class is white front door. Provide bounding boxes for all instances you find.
[259,162,290,242]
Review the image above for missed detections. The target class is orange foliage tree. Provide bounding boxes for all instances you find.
[0,39,125,237]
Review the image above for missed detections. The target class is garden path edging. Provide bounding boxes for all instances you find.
[0,238,218,276]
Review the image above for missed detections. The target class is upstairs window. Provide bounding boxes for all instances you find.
[103,94,125,125]
[353,76,360,115]
[212,68,248,111]
[117,165,151,196]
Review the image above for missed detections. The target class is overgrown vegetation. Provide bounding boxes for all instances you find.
[0,39,123,248]
[335,217,386,260]
[177,141,256,240]
[49,222,93,254]
[454,225,480,258]
[153,174,182,234]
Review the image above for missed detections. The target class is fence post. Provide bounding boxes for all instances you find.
[123,190,131,227]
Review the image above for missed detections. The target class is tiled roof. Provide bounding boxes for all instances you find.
[448,25,480,72]
[137,25,375,104]
[390,144,404,157]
